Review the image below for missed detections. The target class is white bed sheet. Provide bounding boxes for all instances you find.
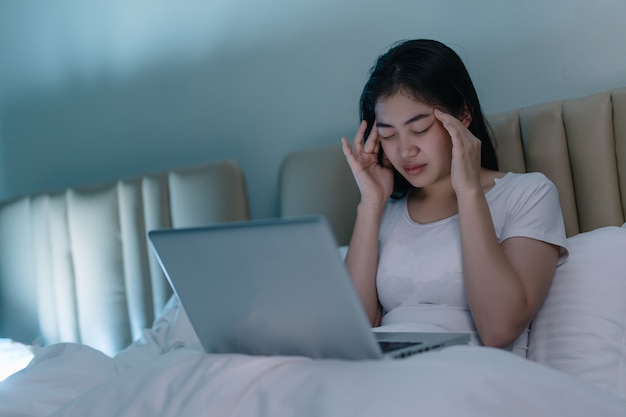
[1,297,625,417]
[0,339,34,382]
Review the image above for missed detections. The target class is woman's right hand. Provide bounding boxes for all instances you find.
[341,120,394,206]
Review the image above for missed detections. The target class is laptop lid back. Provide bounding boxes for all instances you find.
[148,216,384,360]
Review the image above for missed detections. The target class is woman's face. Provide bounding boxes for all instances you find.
[374,92,454,190]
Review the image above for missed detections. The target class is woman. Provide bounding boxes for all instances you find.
[341,39,568,355]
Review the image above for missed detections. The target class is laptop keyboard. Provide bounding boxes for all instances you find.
[378,341,423,353]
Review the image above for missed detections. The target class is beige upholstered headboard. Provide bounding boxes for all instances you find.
[0,160,249,355]
[280,87,626,245]
[490,87,626,237]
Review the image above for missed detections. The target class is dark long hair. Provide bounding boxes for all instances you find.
[359,39,498,198]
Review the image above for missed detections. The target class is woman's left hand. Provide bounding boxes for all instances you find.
[434,109,483,195]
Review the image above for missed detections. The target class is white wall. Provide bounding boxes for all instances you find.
[1,0,626,218]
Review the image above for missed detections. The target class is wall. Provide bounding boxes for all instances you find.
[1,0,626,218]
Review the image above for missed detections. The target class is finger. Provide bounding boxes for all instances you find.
[341,137,364,176]
[434,108,464,129]
[434,109,464,147]
[341,136,354,160]
[352,120,368,154]
[362,123,380,155]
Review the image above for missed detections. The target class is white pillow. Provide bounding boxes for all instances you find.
[527,226,626,400]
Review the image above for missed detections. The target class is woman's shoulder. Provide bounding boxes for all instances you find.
[494,171,556,190]
[487,171,559,206]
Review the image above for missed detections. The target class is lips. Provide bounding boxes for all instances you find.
[404,164,426,175]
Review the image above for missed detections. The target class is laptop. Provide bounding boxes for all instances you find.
[148,216,469,360]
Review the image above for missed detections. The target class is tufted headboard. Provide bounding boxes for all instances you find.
[0,160,249,355]
[279,87,626,245]
[489,87,626,237]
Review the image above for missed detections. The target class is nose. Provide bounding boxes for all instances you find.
[399,134,419,158]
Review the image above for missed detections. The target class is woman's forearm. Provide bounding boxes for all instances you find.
[344,201,386,326]
[457,189,532,347]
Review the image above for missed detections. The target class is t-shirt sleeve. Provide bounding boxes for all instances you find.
[499,173,569,263]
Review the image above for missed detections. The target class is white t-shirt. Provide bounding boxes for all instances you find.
[375,172,568,356]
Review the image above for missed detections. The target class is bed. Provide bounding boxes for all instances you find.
[1,88,626,416]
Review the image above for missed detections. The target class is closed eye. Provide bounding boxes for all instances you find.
[377,120,432,139]
[412,123,433,135]
[377,129,395,140]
